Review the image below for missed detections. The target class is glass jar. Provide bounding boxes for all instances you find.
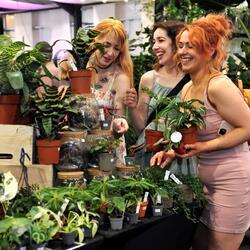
[67,94,100,131]
[57,130,88,171]
[85,129,113,151]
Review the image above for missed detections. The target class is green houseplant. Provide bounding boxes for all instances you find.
[26,206,61,248]
[77,201,99,239]
[141,87,171,152]
[90,137,122,172]
[0,216,31,249]
[30,85,76,164]
[158,97,206,153]
[59,210,84,245]
[226,7,250,105]
[0,35,51,123]
[107,196,126,230]
[64,27,103,94]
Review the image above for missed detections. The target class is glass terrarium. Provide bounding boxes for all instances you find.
[57,131,88,171]
[67,94,100,131]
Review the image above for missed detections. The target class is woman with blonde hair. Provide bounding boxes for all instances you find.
[87,18,133,161]
[151,14,250,250]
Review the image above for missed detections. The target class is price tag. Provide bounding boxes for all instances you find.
[164,170,170,180]
[170,173,182,185]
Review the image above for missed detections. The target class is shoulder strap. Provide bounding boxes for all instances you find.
[146,74,191,126]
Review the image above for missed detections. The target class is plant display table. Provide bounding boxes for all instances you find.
[45,210,198,250]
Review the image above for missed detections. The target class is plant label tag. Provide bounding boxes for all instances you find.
[156,194,161,204]
[164,170,170,180]
[136,203,140,213]
[58,198,69,217]
[99,108,105,121]
[143,191,149,202]
[170,173,182,185]
[68,59,78,71]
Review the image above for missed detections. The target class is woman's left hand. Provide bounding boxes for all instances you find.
[175,141,207,158]
[112,118,129,134]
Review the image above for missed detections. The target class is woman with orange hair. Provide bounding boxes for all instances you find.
[88,18,133,119]
[150,14,250,249]
[87,18,133,161]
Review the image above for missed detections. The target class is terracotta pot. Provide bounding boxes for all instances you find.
[178,127,197,144]
[0,95,21,124]
[175,127,197,154]
[36,139,61,164]
[145,129,163,152]
[69,69,93,94]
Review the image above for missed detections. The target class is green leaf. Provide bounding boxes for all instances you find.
[6,71,24,89]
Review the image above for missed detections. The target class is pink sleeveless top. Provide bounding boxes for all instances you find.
[196,75,249,165]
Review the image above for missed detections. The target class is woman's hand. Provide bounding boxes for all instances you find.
[123,88,138,108]
[112,118,129,135]
[150,150,176,169]
[175,141,208,158]
[58,85,69,100]
[35,86,45,99]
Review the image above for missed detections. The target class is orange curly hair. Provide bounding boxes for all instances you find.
[176,14,233,71]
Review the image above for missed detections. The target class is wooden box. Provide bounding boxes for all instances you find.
[0,164,53,188]
[0,125,34,165]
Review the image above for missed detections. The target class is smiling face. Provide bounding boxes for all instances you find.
[95,32,121,68]
[177,30,207,75]
[152,28,175,66]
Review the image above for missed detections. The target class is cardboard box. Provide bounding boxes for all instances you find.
[0,164,53,188]
[0,125,34,165]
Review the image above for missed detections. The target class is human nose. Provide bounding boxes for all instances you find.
[105,47,115,56]
[178,45,188,54]
[152,42,160,51]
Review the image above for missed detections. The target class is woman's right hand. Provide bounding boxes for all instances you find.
[123,88,138,108]
[35,86,45,99]
[150,150,176,169]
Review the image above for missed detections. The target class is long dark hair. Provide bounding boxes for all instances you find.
[152,20,184,70]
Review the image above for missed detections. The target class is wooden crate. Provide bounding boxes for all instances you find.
[0,164,53,188]
[0,125,34,165]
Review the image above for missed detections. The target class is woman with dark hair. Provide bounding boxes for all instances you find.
[124,20,194,171]
[151,14,250,249]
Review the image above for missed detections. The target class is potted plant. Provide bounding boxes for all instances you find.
[0,216,31,250]
[141,87,171,152]
[150,186,170,217]
[89,137,122,172]
[123,192,141,225]
[59,211,84,246]
[226,7,250,106]
[107,196,126,230]
[77,201,100,238]
[0,172,18,218]
[0,35,54,123]
[123,176,155,218]
[65,27,104,94]
[30,85,76,164]
[26,206,61,249]
[158,97,206,154]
